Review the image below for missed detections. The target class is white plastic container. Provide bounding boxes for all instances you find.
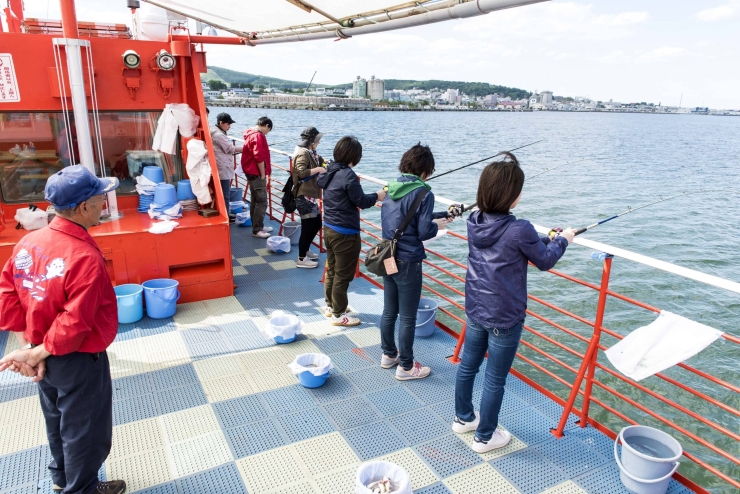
[266,236,291,253]
[138,4,169,41]
[15,208,49,231]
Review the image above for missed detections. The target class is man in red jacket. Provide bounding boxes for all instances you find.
[0,166,126,494]
[241,116,273,238]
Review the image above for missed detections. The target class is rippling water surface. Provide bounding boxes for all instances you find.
[214,108,740,491]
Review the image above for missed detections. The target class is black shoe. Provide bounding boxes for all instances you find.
[95,480,127,494]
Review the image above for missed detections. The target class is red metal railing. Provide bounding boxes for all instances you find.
[247,166,739,493]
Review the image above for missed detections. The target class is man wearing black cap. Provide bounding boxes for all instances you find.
[210,112,241,221]
[0,166,127,494]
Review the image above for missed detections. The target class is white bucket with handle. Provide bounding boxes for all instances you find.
[614,425,681,494]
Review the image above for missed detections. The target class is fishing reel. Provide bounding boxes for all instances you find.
[548,227,563,239]
[448,204,465,218]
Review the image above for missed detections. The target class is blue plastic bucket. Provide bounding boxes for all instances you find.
[114,284,143,324]
[230,188,243,202]
[153,184,177,205]
[274,334,296,344]
[142,278,180,319]
[297,370,330,388]
[415,297,438,338]
[177,180,196,201]
[142,165,164,184]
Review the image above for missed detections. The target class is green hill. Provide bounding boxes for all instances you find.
[208,66,529,99]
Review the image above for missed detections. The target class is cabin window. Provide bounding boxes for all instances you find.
[0,111,184,204]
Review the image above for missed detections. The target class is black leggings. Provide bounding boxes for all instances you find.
[299,215,323,258]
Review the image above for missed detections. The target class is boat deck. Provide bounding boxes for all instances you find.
[0,219,694,494]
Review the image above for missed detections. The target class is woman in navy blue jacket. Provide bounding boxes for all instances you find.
[379,144,452,381]
[452,153,576,453]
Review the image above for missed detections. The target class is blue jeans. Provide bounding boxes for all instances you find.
[380,260,423,371]
[455,319,523,441]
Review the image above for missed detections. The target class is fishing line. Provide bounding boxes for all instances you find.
[427,139,544,182]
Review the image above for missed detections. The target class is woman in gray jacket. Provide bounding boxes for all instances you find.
[210,112,240,220]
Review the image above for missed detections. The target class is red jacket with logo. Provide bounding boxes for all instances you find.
[0,217,118,355]
[240,128,271,177]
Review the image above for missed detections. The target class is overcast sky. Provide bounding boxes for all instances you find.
[20,0,740,108]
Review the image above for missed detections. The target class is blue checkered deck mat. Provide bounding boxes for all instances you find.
[0,219,695,493]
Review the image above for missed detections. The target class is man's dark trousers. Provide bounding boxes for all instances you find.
[38,351,113,494]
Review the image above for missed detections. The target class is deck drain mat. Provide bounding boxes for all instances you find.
[179,327,226,345]
[534,435,609,478]
[295,432,360,476]
[237,446,303,492]
[491,448,567,494]
[128,482,179,494]
[534,399,579,425]
[193,355,243,381]
[366,385,424,417]
[346,327,382,348]
[170,430,233,477]
[213,395,268,428]
[403,374,455,405]
[262,384,318,415]
[456,427,527,461]
[313,464,359,494]
[154,382,208,415]
[560,425,616,460]
[506,375,549,405]
[345,367,398,393]
[331,348,378,373]
[277,407,335,443]
[388,408,450,445]
[498,406,561,446]
[137,318,177,338]
[0,381,37,404]
[415,434,483,478]
[161,405,220,443]
[541,480,588,494]
[415,482,453,494]
[201,376,254,404]
[314,334,358,354]
[342,420,407,460]
[0,447,39,491]
[113,393,159,426]
[106,449,171,493]
[112,373,153,402]
[225,418,286,458]
[380,448,439,490]
[428,399,455,422]
[574,462,635,494]
[445,463,519,494]
[110,418,164,459]
[177,462,247,494]
[323,395,380,430]
[150,364,199,391]
[184,339,236,361]
[308,374,359,403]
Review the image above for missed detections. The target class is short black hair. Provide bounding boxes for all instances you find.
[476,152,524,214]
[333,136,362,166]
[206,107,210,115]
[256,116,273,129]
[399,143,435,179]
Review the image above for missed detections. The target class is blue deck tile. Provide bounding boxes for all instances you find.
[323,395,381,430]
[574,462,633,494]
[506,375,549,405]
[113,393,159,426]
[219,320,261,339]
[227,334,273,353]
[137,317,177,338]
[343,421,407,461]
[155,382,208,415]
[112,373,153,402]
[0,330,7,355]
[213,395,268,429]
[499,406,564,446]
[415,434,482,478]
[345,367,397,393]
[667,479,695,493]
[428,400,456,423]
[309,374,360,404]
[331,349,378,373]
[563,425,617,460]
[4,485,37,494]
[131,482,179,494]
[39,444,53,479]
[184,339,235,361]
[232,257,240,267]
[177,462,248,494]
[534,399,580,425]
[233,276,264,293]
[0,380,37,404]
[365,386,424,418]
[224,418,287,458]
[114,324,140,342]
[0,447,40,491]
[413,336,454,357]
[534,435,609,478]
[262,385,317,415]
[492,448,568,494]
[179,327,227,345]
[313,334,358,354]
[402,374,455,405]
[414,482,453,494]
[388,408,450,446]
[150,364,199,391]
[235,292,282,317]
[420,350,459,376]
[38,478,54,494]
[276,407,335,443]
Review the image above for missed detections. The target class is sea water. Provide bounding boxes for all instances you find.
[625,435,677,459]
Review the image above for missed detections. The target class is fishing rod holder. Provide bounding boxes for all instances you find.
[591,252,614,262]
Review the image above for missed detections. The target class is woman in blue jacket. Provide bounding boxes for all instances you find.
[380,143,452,381]
[452,152,575,453]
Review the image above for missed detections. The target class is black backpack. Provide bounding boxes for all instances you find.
[282,175,297,213]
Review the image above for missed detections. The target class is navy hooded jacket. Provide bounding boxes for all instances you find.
[465,210,569,328]
[380,175,447,262]
[317,162,378,232]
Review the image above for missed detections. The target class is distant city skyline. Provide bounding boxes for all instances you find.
[20,0,740,109]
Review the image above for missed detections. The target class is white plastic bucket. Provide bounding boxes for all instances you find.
[267,236,291,253]
[282,221,302,245]
[415,298,438,338]
[266,312,300,344]
[355,461,412,494]
[614,426,681,494]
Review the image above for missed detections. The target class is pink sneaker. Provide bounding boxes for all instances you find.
[395,361,431,381]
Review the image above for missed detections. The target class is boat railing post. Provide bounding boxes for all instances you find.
[551,253,612,438]
[448,321,467,364]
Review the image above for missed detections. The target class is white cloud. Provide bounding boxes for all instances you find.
[635,46,685,63]
[695,1,740,22]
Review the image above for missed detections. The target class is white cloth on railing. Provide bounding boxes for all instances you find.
[152,103,200,155]
[185,139,212,205]
[604,311,723,381]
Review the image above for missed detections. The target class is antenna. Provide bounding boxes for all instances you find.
[303,71,317,96]
[679,93,683,108]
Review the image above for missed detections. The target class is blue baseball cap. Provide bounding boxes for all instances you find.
[45,166,120,210]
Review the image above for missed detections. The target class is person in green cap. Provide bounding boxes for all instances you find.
[379,143,452,380]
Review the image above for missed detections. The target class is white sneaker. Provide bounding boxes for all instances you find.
[331,313,361,326]
[325,306,333,317]
[471,430,511,453]
[452,411,480,434]
[395,361,431,381]
[296,258,319,269]
[380,354,400,369]
[252,231,270,238]
[306,250,318,260]
[262,226,274,233]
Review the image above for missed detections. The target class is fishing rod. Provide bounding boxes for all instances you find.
[426,139,544,182]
